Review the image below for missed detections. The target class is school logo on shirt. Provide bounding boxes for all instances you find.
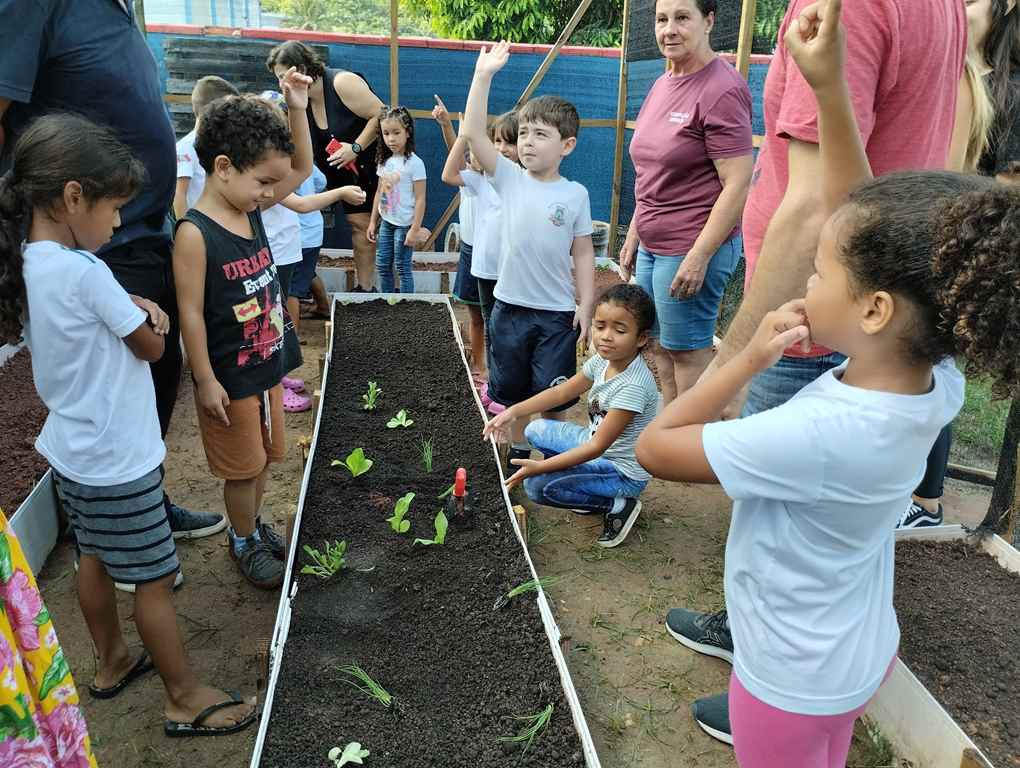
[668,111,690,124]
[547,204,567,227]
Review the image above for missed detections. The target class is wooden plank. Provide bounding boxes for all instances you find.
[608,0,632,258]
[735,0,759,79]
[946,462,996,487]
[515,0,596,108]
[389,0,399,104]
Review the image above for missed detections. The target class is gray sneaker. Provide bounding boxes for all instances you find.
[258,520,286,560]
[231,539,284,590]
[692,692,732,745]
[168,503,227,540]
[665,608,733,663]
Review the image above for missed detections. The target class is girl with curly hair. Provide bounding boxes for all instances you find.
[636,2,1020,765]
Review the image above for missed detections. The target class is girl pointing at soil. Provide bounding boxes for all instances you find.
[635,1,1020,765]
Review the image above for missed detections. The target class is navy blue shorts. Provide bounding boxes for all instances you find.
[488,300,579,411]
[452,242,481,305]
[291,246,320,299]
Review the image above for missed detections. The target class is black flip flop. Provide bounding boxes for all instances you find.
[164,690,258,738]
[88,651,154,699]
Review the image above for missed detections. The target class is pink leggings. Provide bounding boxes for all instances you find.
[729,658,896,768]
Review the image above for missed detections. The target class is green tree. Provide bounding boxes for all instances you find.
[262,0,430,36]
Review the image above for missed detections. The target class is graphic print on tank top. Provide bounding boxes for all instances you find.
[222,245,286,368]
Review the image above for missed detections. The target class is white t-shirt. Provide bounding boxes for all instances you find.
[377,152,427,227]
[460,169,502,279]
[490,155,593,312]
[262,203,302,267]
[458,187,475,246]
[22,241,166,487]
[702,358,964,716]
[176,130,205,212]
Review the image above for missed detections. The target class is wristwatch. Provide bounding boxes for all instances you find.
[351,141,363,155]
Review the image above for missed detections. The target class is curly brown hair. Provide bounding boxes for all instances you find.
[195,95,294,174]
[841,171,1020,396]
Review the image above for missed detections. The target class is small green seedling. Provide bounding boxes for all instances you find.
[418,436,435,473]
[362,381,382,410]
[332,448,373,477]
[494,576,563,610]
[498,703,554,753]
[328,742,370,767]
[386,409,414,429]
[387,492,414,534]
[437,483,454,501]
[413,510,448,546]
[301,540,348,580]
[339,665,393,708]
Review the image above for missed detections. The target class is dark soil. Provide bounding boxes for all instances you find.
[318,254,459,272]
[259,300,586,767]
[895,539,1020,767]
[0,348,50,514]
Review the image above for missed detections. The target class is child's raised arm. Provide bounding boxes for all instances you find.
[263,67,315,208]
[462,43,510,176]
[442,135,470,187]
[784,0,871,214]
[433,95,458,152]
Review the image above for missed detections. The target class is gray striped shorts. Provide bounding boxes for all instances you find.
[53,467,180,585]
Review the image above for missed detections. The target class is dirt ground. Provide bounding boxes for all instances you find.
[33,308,991,768]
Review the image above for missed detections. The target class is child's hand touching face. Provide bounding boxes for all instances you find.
[740,298,812,373]
[475,41,511,78]
[784,0,845,92]
[279,66,313,111]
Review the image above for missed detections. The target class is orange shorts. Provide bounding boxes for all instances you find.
[195,383,286,480]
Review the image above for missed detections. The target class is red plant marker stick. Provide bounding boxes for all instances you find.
[454,467,467,498]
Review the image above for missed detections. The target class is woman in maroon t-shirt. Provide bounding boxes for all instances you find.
[620,0,753,406]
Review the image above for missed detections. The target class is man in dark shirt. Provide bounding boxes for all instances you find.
[0,0,224,548]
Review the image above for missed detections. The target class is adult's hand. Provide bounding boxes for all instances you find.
[328,143,359,169]
[670,256,708,298]
[619,235,638,281]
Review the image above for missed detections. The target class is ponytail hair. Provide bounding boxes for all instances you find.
[0,114,146,344]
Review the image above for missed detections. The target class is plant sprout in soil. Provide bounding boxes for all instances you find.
[301,540,348,580]
[498,703,554,753]
[437,483,454,500]
[386,409,414,429]
[339,665,393,708]
[362,381,382,411]
[333,448,373,477]
[387,492,414,534]
[494,576,563,610]
[413,510,448,546]
[328,741,370,766]
[418,435,435,473]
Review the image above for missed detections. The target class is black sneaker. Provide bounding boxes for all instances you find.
[896,501,944,529]
[666,608,733,663]
[692,692,732,745]
[230,539,284,590]
[168,503,227,540]
[597,499,642,548]
[507,447,531,479]
[258,520,286,560]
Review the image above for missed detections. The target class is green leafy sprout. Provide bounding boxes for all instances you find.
[362,381,382,410]
[437,483,454,500]
[301,540,348,580]
[328,741,370,767]
[386,409,414,429]
[339,665,393,708]
[494,576,563,610]
[332,448,373,477]
[413,510,448,546]
[387,492,414,534]
[418,435,434,473]
[498,703,554,753]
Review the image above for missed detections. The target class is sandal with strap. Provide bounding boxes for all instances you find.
[283,387,312,413]
[89,651,154,699]
[164,690,258,738]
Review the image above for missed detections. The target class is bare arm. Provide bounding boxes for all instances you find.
[442,135,469,187]
[483,372,592,438]
[261,68,314,208]
[172,178,190,220]
[335,71,385,152]
[516,409,636,481]
[123,318,165,362]
[573,234,596,346]
[408,179,427,237]
[281,185,363,214]
[462,43,509,175]
[947,75,974,172]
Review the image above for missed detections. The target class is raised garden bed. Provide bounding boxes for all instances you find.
[252,295,598,768]
[866,526,1020,768]
[0,345,50,514]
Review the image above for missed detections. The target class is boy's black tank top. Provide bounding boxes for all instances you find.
[310,67,380,196]
[179,209,301,400]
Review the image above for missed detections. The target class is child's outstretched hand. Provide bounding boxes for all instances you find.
[475,41,511,78]
[505,458,541,489]
[740,298,812,373]
[482,407,514,442]
[784,0,845,92]
[279,66,313,111]
[340,186,367,206]
[432,95,452,125]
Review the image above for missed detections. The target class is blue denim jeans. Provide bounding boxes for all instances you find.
[743,352,848,416]
[523,420,647,514]
[375,219,414,293]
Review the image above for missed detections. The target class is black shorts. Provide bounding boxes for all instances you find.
[452,242,481,305]
[488,300,579,411]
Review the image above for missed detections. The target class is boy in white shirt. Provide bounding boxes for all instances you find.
[461,42,595,475]
[174,76,239,220]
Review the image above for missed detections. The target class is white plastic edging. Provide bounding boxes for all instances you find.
[865,525,1014,768]
[250,293,601,768]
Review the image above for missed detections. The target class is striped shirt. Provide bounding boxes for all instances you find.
[583,354,660,482]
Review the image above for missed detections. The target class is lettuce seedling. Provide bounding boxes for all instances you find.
[413,510,448,546]
[386,409,414,429]
[387,492,414,534]
[301,540,348,580]
[328,742,370,766]
[362,381,382,410]
[332,448,373,477]
[497,703,554,753]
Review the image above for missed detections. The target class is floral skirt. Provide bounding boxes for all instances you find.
[0,510,97,767]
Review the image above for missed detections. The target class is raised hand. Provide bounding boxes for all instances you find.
[279,66,313,111]
[784,0,845,91]
[475,41,511,78]
[432,95,451,125]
